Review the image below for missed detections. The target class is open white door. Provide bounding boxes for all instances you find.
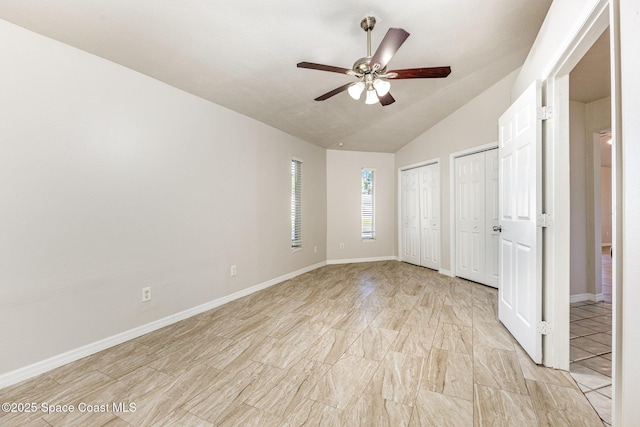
[498,81,543,363]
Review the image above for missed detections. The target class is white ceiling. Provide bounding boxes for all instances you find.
[0,0,552,153]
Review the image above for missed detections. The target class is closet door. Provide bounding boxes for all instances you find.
[401,169,420,265]
[420,164,440,269]
[455,149,499,287]
[485,150,500,288]
[455,152,486,283]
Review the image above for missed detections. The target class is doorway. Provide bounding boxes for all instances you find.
[500,1,625,422]
[566,24,613,426]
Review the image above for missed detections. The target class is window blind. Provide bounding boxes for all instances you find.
[291,159,302,249]
[361,168,375,240]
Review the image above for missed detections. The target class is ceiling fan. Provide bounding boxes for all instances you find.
[297,16,451,106]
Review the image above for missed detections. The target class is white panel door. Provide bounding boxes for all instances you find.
[485,150,500,288]
[401,169,420,265]
[455,152,486,283]
[498,81,543,363]
[420,164,440,270]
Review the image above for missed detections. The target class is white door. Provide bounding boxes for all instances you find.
[455,152,486,283]
[455,149,498,287]
[420,163,440,269]
[485,150,500,288]
[401,169,420,265]
[498,81,543,363]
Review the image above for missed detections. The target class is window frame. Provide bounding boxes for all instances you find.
[291,158,303,251]
[361,168,376,241]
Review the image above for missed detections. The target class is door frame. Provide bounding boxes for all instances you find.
[397,158,440,267]
[540,0,611,371]
[448,142,498,279]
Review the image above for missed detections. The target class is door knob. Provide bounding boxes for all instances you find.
[493,225,502,232]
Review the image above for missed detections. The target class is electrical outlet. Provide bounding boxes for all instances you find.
[230,265,237,277]
[340,243,345,249]
[142,286,151,302]
[314,246,317,253]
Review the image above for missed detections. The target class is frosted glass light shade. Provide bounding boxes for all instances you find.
[348,82,365,100]
[373,79,391,96]
[365,89,379,105]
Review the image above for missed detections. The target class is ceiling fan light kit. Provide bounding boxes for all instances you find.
[297,16,451,106]
[347,81,365,100]
[373,79,391,96]
[365,89,379,105]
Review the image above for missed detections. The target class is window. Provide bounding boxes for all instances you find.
[291,159,302,249]
[361,168,375,240]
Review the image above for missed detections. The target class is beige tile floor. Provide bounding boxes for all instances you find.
[1,261,604,426]
[569,248,613,426]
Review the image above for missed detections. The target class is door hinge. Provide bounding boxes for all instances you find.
[537,106,553,120]
[537,213,552,228]
[537,321,552,335]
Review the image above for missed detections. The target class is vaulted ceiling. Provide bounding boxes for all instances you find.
[0,1,553,152]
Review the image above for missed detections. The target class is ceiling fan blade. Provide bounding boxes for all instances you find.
[369,28,410,72]
[378,92,395,106]
[297,62,353,75]
[387,66,452,79]
[314,83,353,101]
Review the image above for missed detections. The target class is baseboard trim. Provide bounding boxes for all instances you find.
[602,243,612,247]
[326,256,398,265]
[0,261,326,389]
[438,269,453,277]
[570,293,603,303]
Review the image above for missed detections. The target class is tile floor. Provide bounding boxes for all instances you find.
[569,248,613,426]
[1,261,604,426]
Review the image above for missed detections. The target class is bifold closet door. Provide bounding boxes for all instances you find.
[401,169,420,265]
[455,149,499,287]
[419,164,440,269]
[401,164,440,270]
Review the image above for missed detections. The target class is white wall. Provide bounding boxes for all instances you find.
[395,69,518,273]
[326,150,395,262]
[600,166,612,244]
[569,96,611,298]
[0,20,326,377]
[585,97,611,298]
[569,101,589,296]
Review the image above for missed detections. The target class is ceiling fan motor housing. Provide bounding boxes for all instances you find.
[353,56,388,74]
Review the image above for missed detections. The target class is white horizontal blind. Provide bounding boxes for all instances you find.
[291,159,302,249]
[361,168,375,240]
